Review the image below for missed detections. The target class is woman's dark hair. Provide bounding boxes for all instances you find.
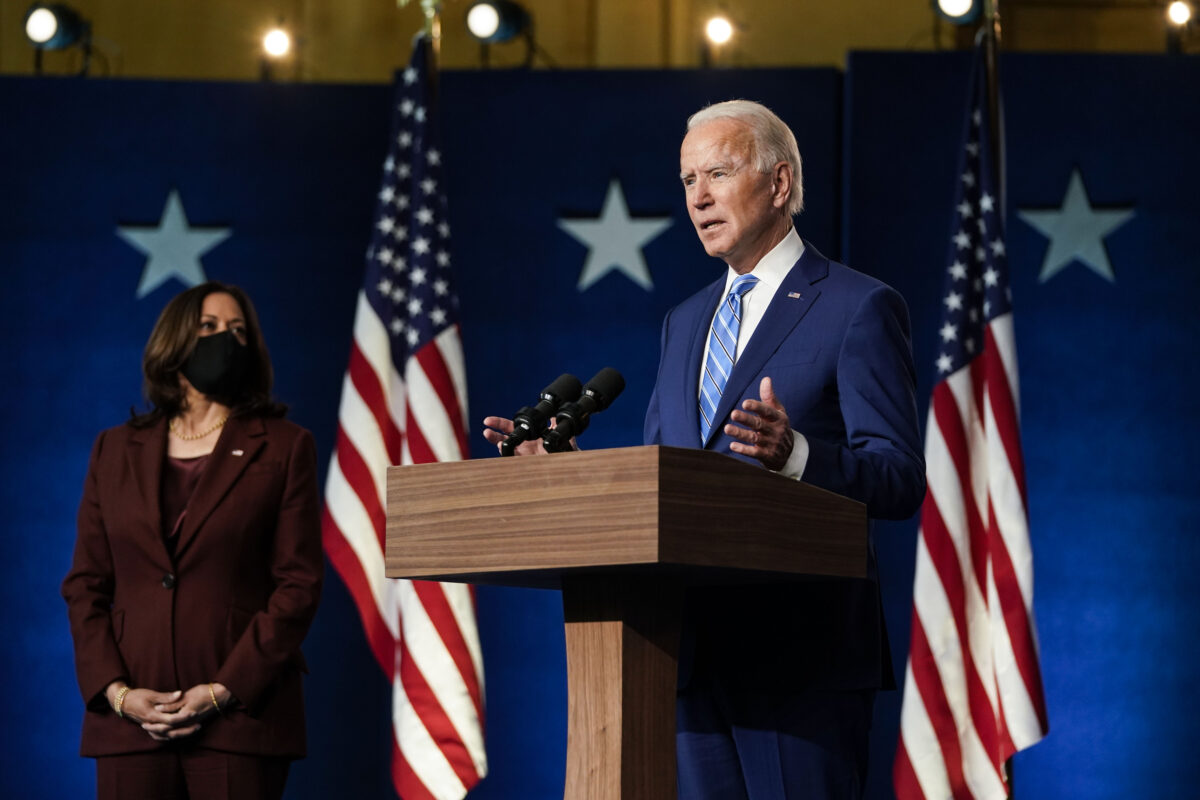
[130,281,286,426]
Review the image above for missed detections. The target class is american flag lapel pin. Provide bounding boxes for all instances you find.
[787,291,803,299]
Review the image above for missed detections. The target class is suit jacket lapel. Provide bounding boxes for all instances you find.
[174,415,266,558]
[127,419,167,552]
[703,243,829,447]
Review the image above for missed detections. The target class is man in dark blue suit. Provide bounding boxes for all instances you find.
[650,100,924,800]
[486,100,924,799]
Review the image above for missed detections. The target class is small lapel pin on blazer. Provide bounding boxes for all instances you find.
[787,291,803,299]
[232,449,244,457]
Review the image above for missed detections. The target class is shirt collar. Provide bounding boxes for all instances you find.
[723,227,805,294]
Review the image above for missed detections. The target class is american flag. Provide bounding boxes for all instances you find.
[322,36,487,800]
[894,41,1048,800]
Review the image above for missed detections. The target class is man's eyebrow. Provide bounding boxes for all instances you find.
[680,160,733,180]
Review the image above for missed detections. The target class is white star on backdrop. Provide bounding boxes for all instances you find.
[117,190,231,299]
[1018,168,1135,284]
[557,179,673,292]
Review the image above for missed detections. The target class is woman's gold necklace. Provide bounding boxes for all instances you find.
[169,414,228,441]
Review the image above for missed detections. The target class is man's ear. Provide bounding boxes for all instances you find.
[772,162,793,210]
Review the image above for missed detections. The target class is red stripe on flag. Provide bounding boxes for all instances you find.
[931,382,989,595]
[334,425,386,550]
[398,633,483,789]
[982,326,1028,505]
[908,614,974,800]
[414,341,469,459]
[348,341,403,465]
[391,738,439,800]
[995,687,1017,764]
[986,498,1050,731]
[893,738,926,800]
[405,408,438,465]
[918,493,1003,775]
[412,580,485,722]
[321,508,394,676]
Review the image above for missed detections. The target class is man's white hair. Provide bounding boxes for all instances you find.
[687,99,804,216]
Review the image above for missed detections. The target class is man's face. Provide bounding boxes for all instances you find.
[679,118,786,273]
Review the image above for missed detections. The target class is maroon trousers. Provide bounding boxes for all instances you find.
[96,749,289,800]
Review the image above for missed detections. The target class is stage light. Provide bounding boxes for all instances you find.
[1168,1,1192,26]
[24,7,56,43]
[465,1,528,44]
[705,16,734,46]
[263,27,291,58]
[934,0,982,25]
[23,3,87,50]
[466,3,499,39]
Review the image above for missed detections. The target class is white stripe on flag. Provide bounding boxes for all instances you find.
[393,673,469,799]
[989,313,1021,418]
[912,536,1006,799]
[442,582,485,693]
[436,328,469,427]
[399,582,488,774]
[899,660,952,800]
[406,358,461,464]
[323,457,398,640]
[336,375,389,508]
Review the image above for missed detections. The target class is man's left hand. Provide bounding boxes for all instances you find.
[726,376,794,471]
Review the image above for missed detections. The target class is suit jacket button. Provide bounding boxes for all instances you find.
[162,573,176,589]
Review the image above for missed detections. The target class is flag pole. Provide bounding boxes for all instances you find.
[420,0,442,62]
[983,0,1003,216]
[985,7,1017,798]
[420,0,442,104]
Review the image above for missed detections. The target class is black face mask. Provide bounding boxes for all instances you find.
[182,330,249,399]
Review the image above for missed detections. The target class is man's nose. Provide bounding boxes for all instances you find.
[691,180,712,207]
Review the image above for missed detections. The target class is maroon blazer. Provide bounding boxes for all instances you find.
[62,415,323,758]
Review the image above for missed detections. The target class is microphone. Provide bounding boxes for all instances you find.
[542,367,625,453]
[499,373,583,457]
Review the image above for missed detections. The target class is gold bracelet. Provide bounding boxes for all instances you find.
[114,686,131,718]
[208,683,221,714]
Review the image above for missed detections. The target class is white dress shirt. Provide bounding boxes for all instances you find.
[698,227,810,478]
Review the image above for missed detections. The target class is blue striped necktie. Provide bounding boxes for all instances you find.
[699,274,758,443]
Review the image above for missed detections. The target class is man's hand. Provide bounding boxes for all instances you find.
[726,376,794,471]
[482,416,572,456]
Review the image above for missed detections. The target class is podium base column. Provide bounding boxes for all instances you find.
[562,575,683,800]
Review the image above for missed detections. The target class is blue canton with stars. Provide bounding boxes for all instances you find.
[364,36,460,370]
[936,48,1013,378]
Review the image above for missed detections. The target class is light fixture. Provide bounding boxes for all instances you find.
[933,0,982,25]
[1167,1,1192,26]
[705,16,734,46]
[263,27,291,58]
[466,0,528,44]
[23,3,86,49]
[1166,1,1193,53]
[23,3,91,74]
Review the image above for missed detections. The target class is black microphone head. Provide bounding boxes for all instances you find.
[542,373,582,403]
[581,367,625,411]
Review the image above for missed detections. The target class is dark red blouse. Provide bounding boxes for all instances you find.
[160,454,210,557]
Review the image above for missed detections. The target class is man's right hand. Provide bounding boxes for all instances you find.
[482,416,550,456]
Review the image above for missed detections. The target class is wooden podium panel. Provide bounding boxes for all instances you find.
[385,445,867,800]
[385,445,866,585]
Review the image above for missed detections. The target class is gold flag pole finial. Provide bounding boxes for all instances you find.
[398,0,442,39]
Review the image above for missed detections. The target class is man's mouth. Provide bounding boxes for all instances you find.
[700,220,724,231]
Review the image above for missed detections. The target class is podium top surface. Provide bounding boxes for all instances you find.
[385,445,867,588]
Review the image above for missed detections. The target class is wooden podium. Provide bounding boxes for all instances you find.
[385,445,866,800]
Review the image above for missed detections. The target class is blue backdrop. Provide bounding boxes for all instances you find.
[1,53,1196,799]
